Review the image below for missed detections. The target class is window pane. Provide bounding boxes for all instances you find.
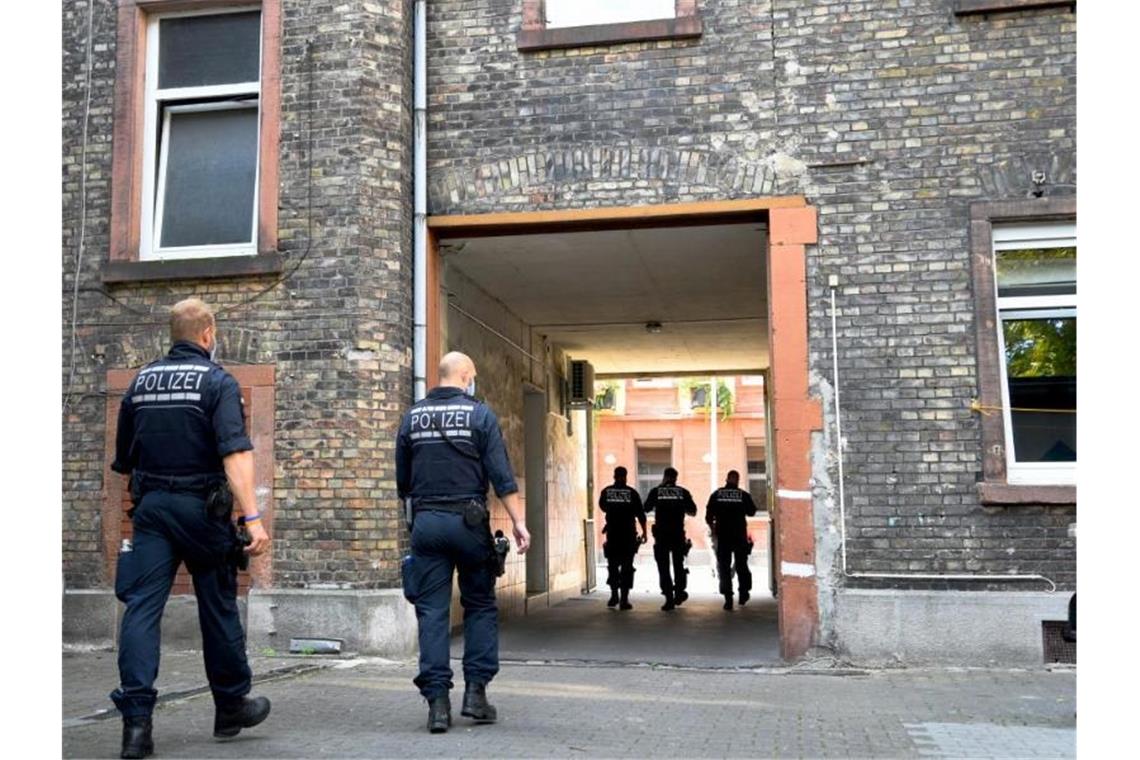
[636,446,671,474]
[636,444,671,501]
[748,479,768,509]
[546,0,675,28]
[159,12,261,89]
[996,247,1076,298]
[746,445,766,475]
[1002,316,1076,462]
[159,107,258,248]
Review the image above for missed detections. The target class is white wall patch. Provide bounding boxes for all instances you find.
[781,561,816,578]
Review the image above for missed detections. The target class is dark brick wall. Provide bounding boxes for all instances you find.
[424,1,1076,591]
[63,0,1077,594]
[61,1,414,589]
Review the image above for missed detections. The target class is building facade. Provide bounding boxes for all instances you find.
[63,0,1076,664]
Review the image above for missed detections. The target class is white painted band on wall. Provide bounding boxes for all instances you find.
[777,489,812,501]
[781,561,816,578]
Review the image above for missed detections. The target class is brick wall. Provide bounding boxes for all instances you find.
[62,0,414,590]
[425,0,1077,591]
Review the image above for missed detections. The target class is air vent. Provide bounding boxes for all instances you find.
[568,360,595,407]
[1041,621,1075,664]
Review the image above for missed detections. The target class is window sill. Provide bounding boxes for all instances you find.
[953,0,1075,16]
[101,252,283,284]
[517,16,702,52]
[977,482,1076,506]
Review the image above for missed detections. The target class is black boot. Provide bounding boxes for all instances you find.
[214,695,271,739]
[427,694,452,733]
[607,588,620,607]
[461,682,497,723]
[675,590,689,606]
[619,589,632,611]
[739,590,750,606]
[723,594,734,611]
[120,716,153,759]
[661,593,675,611]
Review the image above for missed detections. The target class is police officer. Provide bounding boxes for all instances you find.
[396,351,531,734]
[110,298,272,759]
[598,467,647,611]
[705,470,759,610]
[643,467,697,611]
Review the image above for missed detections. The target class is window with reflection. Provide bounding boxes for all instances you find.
[993,225,1076,484]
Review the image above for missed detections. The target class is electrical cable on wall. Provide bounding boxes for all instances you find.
[828,285,1057,592]
[63,0,96,412]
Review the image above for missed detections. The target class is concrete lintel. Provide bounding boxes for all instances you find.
[832,589,1070,666]
[246,589,417,657]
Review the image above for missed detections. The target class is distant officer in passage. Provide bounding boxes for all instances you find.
[598,466,647,610]
[396,352,531,734]
[705,470,759,610]
[110,298,272,759]
[644,467,697,611]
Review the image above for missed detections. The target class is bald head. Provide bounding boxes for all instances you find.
[170,298,216,349]
[439,351,477,390]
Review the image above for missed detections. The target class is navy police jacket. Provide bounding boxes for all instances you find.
[112,341,253,477]
[705,487,758,544]
[644,483,697,541]
[598,484,646,540]
[396,387,518,506]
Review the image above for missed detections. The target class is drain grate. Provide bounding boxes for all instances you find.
[1042,621,1075,664]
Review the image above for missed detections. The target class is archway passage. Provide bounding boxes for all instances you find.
[428,200,820,662]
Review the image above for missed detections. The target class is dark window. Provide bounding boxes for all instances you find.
[158,12,261,89]
[159,107,259,248]
[636,443,672,501]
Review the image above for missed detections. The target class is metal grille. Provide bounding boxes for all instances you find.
[1042,621,1076,664]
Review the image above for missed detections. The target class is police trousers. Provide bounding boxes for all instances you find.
[409,510,499,700]
[715,539,752,597]
[604,535,637,591]
[111,490,251,718]
[653,537,688,598]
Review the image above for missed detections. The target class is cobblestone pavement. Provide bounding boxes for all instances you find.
[64,654,1075,759]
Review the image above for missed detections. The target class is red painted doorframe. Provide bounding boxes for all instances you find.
[427,198,822,659]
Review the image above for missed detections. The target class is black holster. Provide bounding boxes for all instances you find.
[206,482,235,520]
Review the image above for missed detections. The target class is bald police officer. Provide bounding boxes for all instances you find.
[396,352,531,733]
[644,467,697,611]
[705,470,759,610]
[110,299,272,759]
[598,466,647,610]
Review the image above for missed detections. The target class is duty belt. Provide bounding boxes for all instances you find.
[133,470,225,497]
[413,499,485,515]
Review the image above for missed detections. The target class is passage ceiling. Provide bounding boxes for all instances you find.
[443,223,769,376]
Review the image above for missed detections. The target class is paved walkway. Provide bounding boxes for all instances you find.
[63,652,1075,758]
[486,588,782,667]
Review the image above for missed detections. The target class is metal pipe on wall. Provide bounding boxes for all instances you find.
[412,0,428,401]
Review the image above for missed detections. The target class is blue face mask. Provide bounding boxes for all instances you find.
[465,379,476,397]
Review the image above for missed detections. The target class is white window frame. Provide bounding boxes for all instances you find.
[992,223,1076,485]
[140,6,263,261]
[545,0,676,29]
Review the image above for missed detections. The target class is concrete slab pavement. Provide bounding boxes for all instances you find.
[63,653,1075,759]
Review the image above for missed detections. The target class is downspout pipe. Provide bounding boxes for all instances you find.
[412,0,428,401]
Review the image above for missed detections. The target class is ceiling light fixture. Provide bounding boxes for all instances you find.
[645,321,663,334]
